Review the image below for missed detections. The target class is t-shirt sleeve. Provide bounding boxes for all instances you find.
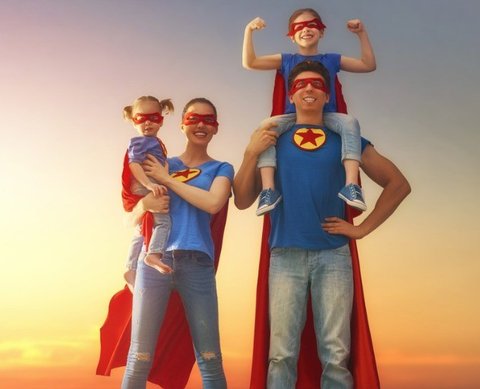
[325,53,341,74]
[127,137,148,164]
[360,137,373,153]
[216,162,235,182]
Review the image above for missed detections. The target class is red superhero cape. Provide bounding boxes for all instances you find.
[249,71,380,388]
[96,149,229,389]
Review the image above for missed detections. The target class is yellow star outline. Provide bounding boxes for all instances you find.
[171,168,201,183]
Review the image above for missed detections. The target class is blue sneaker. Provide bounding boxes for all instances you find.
[338,184,367,211]
[256,189,282,216]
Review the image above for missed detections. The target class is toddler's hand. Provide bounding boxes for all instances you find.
[247,17,266,32]
[147,183,165,197]
[346,19,365,34]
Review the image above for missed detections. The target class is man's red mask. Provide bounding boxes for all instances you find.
[289,77,328,96]
[132,112,164,125]
[183,113,218,128]
[287,18,326,37]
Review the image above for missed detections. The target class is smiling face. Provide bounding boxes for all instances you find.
[181,102,218,145]
[132,99,163,137]
[290,12,324,49]
[289,70,329,114]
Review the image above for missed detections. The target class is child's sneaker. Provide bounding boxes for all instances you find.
[256,189,282,216]
[338,183,367,211]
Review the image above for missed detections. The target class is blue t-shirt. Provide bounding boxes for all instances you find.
[166,157,234,260]
[269,124,370,250]
[281,53,341,114]
[127,136,166,164]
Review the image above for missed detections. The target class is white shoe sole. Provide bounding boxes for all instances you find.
[256,195,283,216]
[337,193,367,212]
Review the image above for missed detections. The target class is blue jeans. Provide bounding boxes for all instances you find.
[257,112,361,168]
[148,213,171,255]
[267,245,354,389]
[122,250,227,389]
[125,225,144,271]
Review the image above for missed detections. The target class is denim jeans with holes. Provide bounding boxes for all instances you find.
[122,250,227,389]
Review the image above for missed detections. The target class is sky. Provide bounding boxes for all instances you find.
[1,0,480,388]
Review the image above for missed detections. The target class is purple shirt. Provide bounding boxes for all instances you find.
[127,136,166,164]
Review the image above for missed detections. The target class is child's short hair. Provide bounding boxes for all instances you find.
[288,8,324,31]
[287,60,331,93]
[182,97,217,118]
[123,96,174,121]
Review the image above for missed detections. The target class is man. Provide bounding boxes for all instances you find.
[233,60,410,388]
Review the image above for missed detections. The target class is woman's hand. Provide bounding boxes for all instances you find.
[143,155,170,184]
[142,191,170,213]
[125,191,169,227]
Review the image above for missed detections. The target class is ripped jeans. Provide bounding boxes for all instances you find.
[122,250,227,389]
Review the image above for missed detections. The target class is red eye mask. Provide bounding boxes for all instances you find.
[289,77,328,96]
[183,113,218,128]
[132,112,164,124]
[287,18,326,37]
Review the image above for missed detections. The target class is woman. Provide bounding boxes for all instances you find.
[122,97,233,389]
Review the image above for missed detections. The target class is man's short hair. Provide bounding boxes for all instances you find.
[287,60,331,93]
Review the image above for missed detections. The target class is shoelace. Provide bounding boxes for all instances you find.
[350,185,361,199]
[261,190,272,201]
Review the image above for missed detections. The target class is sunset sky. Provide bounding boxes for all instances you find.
[1,1,479,388]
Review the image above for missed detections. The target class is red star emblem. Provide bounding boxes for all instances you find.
[171,168,201,183]
[293,128,326,151]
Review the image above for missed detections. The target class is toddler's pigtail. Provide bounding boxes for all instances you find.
[123,105,133,121]
[159,99,174,115]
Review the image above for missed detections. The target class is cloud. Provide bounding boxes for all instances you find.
[379,350,480,366]
[0,335,96,369]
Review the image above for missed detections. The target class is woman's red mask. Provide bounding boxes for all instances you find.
[287,18,326,37]
[183,113,218,128]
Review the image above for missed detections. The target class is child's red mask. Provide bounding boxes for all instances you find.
[132,112,164,124]
[289,77,328,96]
[287,18,326,37]
[183,113,218,128]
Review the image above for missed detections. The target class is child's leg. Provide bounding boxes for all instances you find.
[124,224,144,292]
[343,160,360,186]
[257,113,297,189]
[324,113,366,211]
[260,167,275,191]
[256,113,295,216]
[144,213,173,274]
[323,112,361,185]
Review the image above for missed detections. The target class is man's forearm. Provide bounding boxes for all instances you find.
[233,149,261,209]
[357,176,410,237]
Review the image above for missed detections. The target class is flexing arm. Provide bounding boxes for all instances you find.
[242,17,282,70]
[233,122,279,209]
[322,145,411,239]
[143,156,231,215]
[340,19,377,73]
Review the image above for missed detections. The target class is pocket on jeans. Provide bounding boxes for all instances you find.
[193,251,213,267]
[333,244,351,257]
